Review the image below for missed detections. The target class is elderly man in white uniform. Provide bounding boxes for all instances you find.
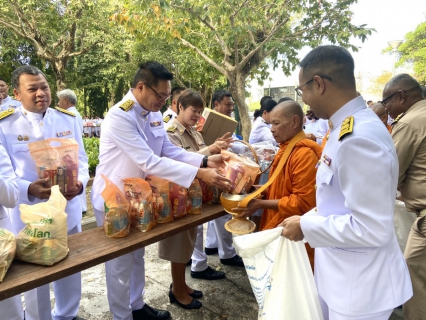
[0,77,21,111]
[91,61,231,320]
[162,86,185,130]
[281,46,412,320]
[0,65,89,320]
[0,145,25,320]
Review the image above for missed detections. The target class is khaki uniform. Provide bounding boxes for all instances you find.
[158,118,210,263]
[391,99,426,320]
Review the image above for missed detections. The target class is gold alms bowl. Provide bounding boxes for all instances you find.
[220,192,260,215]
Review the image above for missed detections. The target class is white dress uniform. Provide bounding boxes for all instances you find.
[300,96,412,319]
[249,116,277,146]
[90,90,203,320]
[162,107,177,130]
[0,145,24,320]
[304,118,329,145]
[0,106,89,320]
[0,95,21,111]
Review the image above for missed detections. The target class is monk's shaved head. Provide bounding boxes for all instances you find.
[270,101,304,144]
[271,101,304,130]
[370,102,388,125]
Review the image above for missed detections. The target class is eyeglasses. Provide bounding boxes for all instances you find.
[145,83,171,101]
[380,90,405,107]
[295,76,332,97]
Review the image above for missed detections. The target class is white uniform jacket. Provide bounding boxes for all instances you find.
[249,117,277,146]
[0,145,19,218]
[91,90,203,212]
[68,106,84,135]
[162,107,177,130]
[300,96,412,316]
[0,96,21,111]
[0,107,89,232]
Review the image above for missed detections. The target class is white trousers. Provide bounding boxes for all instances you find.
[319,294,393,320]
[25,224,82,320]
[94,208,145,320]
[191,215,236,271]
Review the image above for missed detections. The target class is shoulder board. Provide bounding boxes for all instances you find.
[166,125,177,133]
[391,112,405,126]
[338,116,354,141]
[0,108,15,120]
[119,100,134,112]
[163,114,172,123]
[55,107,76,117]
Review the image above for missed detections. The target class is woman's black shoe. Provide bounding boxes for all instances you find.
[169,283,203,299]
[168,290,202,309]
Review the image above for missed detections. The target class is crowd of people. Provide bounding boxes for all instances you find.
[0,44,425,320]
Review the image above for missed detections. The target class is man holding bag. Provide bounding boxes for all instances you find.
[280,46,412,320]
[0,66,89,320]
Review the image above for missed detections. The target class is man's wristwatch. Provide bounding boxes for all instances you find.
[202,155,208,168]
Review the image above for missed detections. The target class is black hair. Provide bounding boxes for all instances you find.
[211,90,233,108]
[132,61,173,88]
[385,73,423,96]
[171,86,186,102]
[177,89,204,115]
[278,97,294,103]
[0,77,6,83]
[253,109,261,121]
[299,45,356,90]
[260,95,272,106]
[11,65,48,90]
[260,99,277,113]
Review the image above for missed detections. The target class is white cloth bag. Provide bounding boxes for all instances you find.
[234,227,323,320]
[393,200,417,253]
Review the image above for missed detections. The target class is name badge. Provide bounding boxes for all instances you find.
[57,130,72,137]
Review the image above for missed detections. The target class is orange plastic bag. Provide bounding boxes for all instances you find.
[170,183,188,219]
[146,176,173,224]
[187,179,202,214]
[28,138,79,193]
[219,150,260,194]
[199,180,221,204]
[122,178,156,232]
[101,175,130,238]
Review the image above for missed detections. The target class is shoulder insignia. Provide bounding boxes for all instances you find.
[338,116,354,141]
[163,114,172,123]
[119,100,134,112]
[55,107,76,117]
[166,125,177,133]
[391,112,405,126]
[0,108,15,120]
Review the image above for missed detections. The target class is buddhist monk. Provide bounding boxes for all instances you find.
[234,101,321,269]
[370,102,392,133]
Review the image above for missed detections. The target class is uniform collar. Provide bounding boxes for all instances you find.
[127,89,150,117]
[167,108,177,117]
[171,117,193,135]
[0,95,11,104]
[403,99,426,117]
[20,105,44,120]
[328,96,366,131]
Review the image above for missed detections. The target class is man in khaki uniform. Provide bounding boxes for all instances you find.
[382,74,426,320]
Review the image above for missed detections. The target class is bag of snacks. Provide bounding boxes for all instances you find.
[187,179,202,214]
[0,228,16,281]
[16,185,68,266]
[170,182,188,219]
[146,176,173,224]
[122,178,156,232]
[101,175,130,238]
[219,150,260,195]
[199,180,221,204]
[28,138,79,193]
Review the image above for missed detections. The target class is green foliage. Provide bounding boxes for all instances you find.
[83,137,100,174]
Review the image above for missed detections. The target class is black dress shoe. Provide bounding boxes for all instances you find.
[204,247,218,255]
[169,283,203,299]
[186,259,192,266]
[220,255,244,267]
[169,290,202,309]
[132,304,171,320]
[191,266,226,280]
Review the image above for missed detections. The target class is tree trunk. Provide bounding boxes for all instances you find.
[228,71,251,141]
[52,60,67,91]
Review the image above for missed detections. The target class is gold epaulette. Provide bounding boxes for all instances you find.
[119,100,134,112]
[166,125,177,133]
[55,107,76,117]
[0,108,15,120]
[391,112,405,126]
[163,114,172,123]
[338,116,354,141]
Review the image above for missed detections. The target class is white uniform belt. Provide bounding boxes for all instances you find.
[419,209,426,217]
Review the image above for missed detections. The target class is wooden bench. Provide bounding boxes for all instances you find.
[0,204,226,301]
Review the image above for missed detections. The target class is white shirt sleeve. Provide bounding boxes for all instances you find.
[0,145,19,209]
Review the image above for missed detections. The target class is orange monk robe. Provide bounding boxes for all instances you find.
[321,129,330,149]
[260,137,322,270]
[386,123,392,133]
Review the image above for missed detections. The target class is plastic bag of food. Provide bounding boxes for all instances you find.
[170,183,188,219]
[101,175,130,238]
[122,178,156,232]
[146,176,173,224]
[219,150,260,195]
[0,228,16,281]
[16,185,68,266]
[199,180,221,204]
[28,138,79,193]
[187,179,202,214]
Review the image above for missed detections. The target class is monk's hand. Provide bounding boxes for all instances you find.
[196,168,231,191]
[279,216,304,241]
[207,154,229,169]
[233,199,261,219]
[305,133,316,142]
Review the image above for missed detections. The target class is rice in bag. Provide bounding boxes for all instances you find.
[170,182,188,219]
[0,228,16,281]
[187,179,202,214]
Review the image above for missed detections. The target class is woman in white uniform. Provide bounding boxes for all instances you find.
[249,99,278,145]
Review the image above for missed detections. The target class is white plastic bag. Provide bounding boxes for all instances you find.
[393,200,417,253]
[234,227,323,320]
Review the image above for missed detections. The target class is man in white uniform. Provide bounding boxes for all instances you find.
[0,65,89,320]
[0,77,21,111]
[90,61,231,320]
[0,144,25,320]
[162,86,185,130]
[281,46,412,320]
